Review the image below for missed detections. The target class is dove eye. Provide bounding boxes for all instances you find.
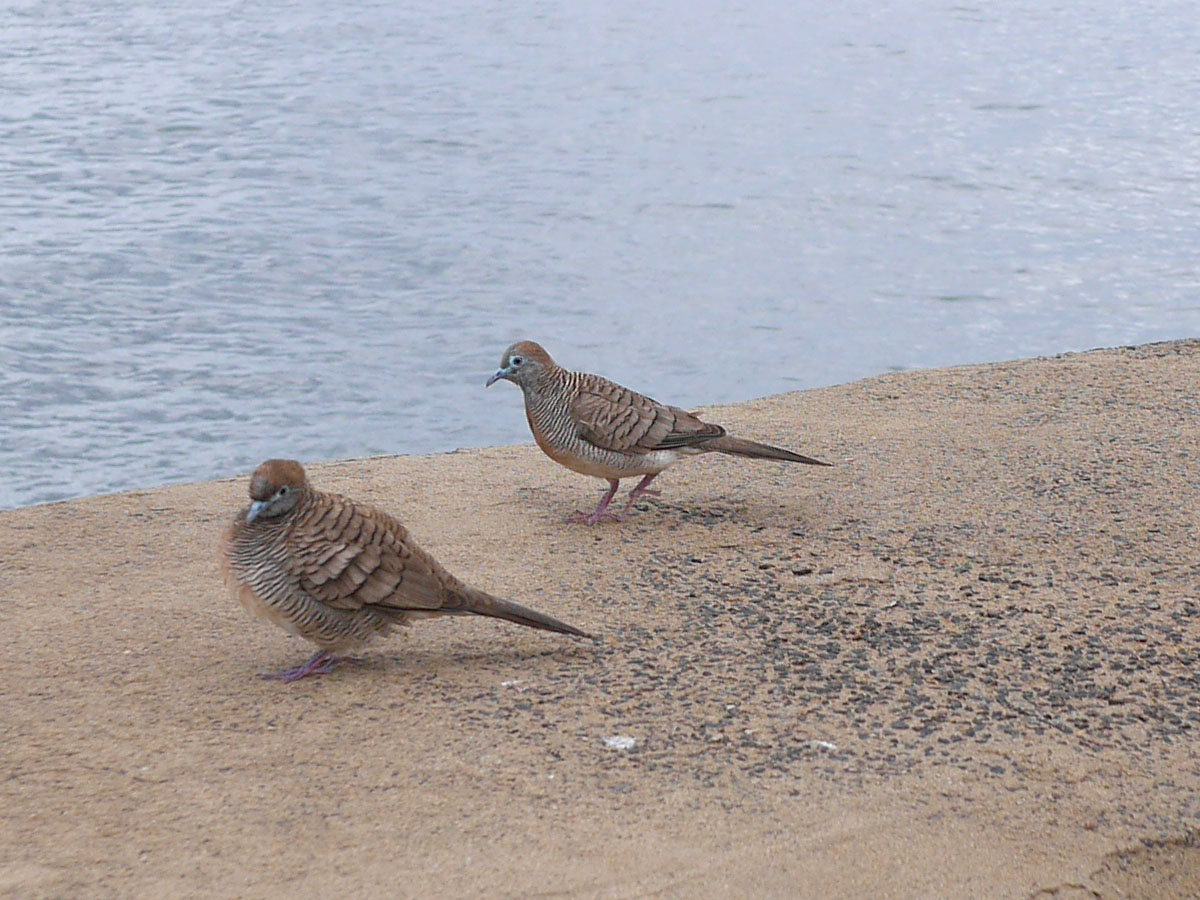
[277,486,289,496]
[511,356,524,367]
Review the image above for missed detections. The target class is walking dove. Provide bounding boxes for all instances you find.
[486,340,830,524]
[222,459,591,682]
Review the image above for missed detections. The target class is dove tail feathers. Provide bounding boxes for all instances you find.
[707,436,831,466]
[463,590,593,639]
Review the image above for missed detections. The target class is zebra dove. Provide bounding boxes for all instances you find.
[222,459,591,682]
[486,341,830,524]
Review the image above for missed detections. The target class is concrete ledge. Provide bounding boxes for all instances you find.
[2,340,1198,898]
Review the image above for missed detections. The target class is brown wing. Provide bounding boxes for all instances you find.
[288,494,465,613]
[569,374,724,455]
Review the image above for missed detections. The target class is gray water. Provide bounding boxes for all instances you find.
[2,0,1198,510]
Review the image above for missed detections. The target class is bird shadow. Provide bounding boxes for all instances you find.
[305,640,599,683]
[617,492,822,533]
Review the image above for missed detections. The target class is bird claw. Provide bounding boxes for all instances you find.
[567,509,622,525]
[260,652,339,683]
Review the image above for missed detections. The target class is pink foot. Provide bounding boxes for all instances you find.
[261,650,339,683]
[617,474,662,518]
[567,479,622,526]
[568,508,622,525]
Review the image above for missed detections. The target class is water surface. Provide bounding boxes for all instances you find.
[2,0,1198,507]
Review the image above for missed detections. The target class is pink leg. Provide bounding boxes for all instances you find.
[261,650,339,683]
[617,473,661,518]
[567,479,622,525]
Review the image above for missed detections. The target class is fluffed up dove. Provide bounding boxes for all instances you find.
[223,459,591,681]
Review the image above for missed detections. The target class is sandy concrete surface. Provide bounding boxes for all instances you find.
[2,340,1199,899]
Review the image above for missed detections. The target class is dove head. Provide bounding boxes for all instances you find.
[486,340,555,390]
[245,458,308,523]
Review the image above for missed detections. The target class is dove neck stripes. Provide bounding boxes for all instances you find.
[226,488,391,653]
[523,368,592,452]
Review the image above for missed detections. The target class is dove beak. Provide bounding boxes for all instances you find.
[246,500,268,523]
[485,368,508,387]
